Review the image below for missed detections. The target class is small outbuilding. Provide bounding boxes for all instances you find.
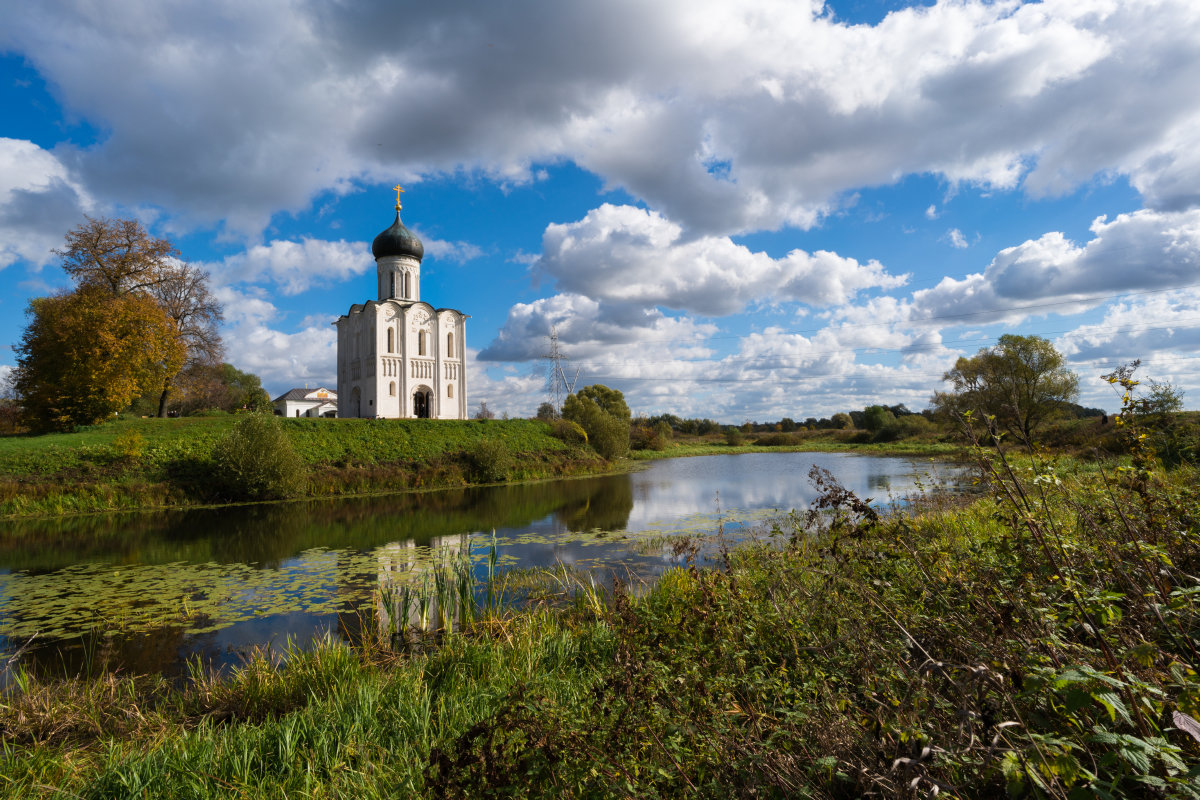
[273,387,338,418]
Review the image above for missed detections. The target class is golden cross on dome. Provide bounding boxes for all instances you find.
[393,185,405,211]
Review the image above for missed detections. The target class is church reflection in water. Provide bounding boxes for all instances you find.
[3,452,947,680]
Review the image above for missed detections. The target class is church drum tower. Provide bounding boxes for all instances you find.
[334,190,468,419]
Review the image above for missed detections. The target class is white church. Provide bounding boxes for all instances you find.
[334,190,468,419]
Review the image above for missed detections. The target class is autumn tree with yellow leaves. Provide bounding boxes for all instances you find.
[15,287,186,432]
[13,217,220,431]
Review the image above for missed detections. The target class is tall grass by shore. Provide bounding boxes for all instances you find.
[3,404,1199,797]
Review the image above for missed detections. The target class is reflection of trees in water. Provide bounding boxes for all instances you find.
[552,475,634,532]
[867,474,894,494]
[14,621,195,683]
[1,474,636,573]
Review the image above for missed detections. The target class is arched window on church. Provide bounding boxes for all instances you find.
[403,272,410,298]
[447,384,454,399]
[447,332,454,358]
[418,330,427,356]
[389,381,396,396]
[389,272,395,298]
[387,328,394,353]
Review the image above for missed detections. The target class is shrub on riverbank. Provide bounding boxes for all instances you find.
[211,413,306,500]
[563,385,630,460]
[465,438,512,483]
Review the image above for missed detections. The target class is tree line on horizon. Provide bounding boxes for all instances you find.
[543,333,1191,463]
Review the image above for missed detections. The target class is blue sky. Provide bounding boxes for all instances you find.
[1,0,1198,421]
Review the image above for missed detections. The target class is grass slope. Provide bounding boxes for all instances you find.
[0,416,606,518]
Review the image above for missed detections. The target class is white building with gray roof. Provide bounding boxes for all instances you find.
[332,190,468,419]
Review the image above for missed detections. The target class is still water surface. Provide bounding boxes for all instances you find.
[0,452,950,678]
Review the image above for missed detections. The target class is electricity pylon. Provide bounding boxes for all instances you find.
[543,328,579,411]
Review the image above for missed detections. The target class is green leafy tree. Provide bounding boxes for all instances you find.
[831,412,854,430]
[1142,379,1185,416]
[14,287,187,432]
[170,362,270,415]
[862,405,896,433]
[215,364,271,412]
[934,334,1079,442]
[563,384,631,460]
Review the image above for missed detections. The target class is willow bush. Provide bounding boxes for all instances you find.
[210,413,306,500]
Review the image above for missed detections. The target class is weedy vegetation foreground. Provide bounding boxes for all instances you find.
[2,401,1200,797]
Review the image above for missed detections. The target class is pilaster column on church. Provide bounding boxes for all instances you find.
[436,314,446,419]
[398,309,409,417]
[459,318,467,420]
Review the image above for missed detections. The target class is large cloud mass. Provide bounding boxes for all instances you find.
[5,0,1200,419]
[0,138,91,268]
[1,1,1199,236]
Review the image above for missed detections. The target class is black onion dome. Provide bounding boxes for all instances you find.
[371,212,424,261]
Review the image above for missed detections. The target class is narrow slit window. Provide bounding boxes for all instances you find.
[447,332,454,358]
[418,330,426,356]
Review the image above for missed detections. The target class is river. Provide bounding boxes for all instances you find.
[0,451,954,679]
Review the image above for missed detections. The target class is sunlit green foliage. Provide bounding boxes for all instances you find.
[211,413,306,500]
[0,417,604,517]
[548,417,587,446]
[563,384,630,460]
[862,403,895,432]
[5,430,1199,796]
[466,438,511,483]
[830,411,854,429]
[935,333,1079,443]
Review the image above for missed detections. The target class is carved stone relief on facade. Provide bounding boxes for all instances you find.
[410,308,431,330]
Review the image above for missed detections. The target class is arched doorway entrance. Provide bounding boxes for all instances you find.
[413,387,432,419]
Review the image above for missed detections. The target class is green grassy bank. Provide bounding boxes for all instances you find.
[630,433,964,460]
[3,437,1199,797]
[0,416,607,518]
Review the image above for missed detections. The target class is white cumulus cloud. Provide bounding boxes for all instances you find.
[912,208,1200,324]
[0,138,92,268]
[534,204,906,316]
[206,238,372,296]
